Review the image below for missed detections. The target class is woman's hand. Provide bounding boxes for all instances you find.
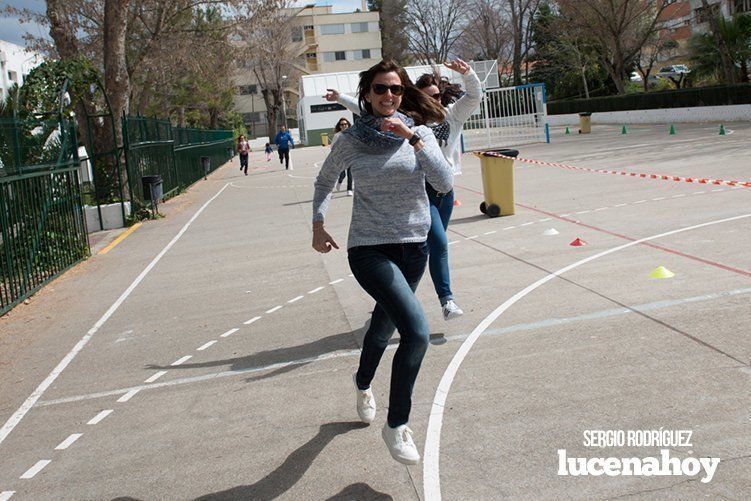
[381,117,412,139]
[324,89,340,102]
[312,226,339,253]
[444,58,470,75]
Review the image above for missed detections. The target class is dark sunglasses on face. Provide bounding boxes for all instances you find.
[339,122,349,127]
[372,83,405,96]
[431,93,441,100]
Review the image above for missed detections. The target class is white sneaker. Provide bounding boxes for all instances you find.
[336,182,342,192]
[353,373,375,424]
[442,300,464,320]
[347,190,353,196]
[382,423,420,465]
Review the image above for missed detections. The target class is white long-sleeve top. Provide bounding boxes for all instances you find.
[336,69,483,175]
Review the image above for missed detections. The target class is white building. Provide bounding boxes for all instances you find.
[0,40,44,102]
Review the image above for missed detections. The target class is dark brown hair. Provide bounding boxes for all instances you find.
[334,117,351,133]
[415,71,464,108]
[356,59,445,125]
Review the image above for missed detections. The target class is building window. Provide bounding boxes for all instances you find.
[351,22,369,33]
[8,71,18,83]
[306,52,317,59]
[291,26,303,42]
[322,51,347,62]
[354,49,372,60]
[735,0,751,13]
[238,85,257,95]
[335,51,346,61]
[320,23,345,35]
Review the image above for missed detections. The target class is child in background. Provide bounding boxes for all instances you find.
[264,143,272,162]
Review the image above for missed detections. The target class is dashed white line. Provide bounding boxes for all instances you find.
[559,213,571,217]
[243,316,261,325]
[348,273,354,277]
[221,328,240,337]
[117,389,141,403]
[712,188,724,192]
[197,341,217,351]
[265,306,283,314]
[20,460,51,479]
[672,194,686,198]
[448,241,460,245]
[87,410,113,425]
[144,371,168,383]
[55,433,83,450]
[483,231,496,235]
[308,287,325,294]
[575,210,591,214]
[693,191,705,195]
[614,203,627,207]
[288,295,304,303]
[594,207,609,211]
[171,355,192,366]
[633,200,647,204]
[652,197,666,201]
[329,279,344,285]
[538,218,551,222]
[520,222,534,227]
[503,226,515,230]
[0,491,15,500]
[466,235,479,240]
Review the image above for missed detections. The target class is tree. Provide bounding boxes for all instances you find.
[635,33,678,91]
[503,0,542,85]
[690,13,751,84]
[559,0,671,94]
[404,0,470,64]
[367,0,411,64]
[699,0,737,84]
[457,0,513,65]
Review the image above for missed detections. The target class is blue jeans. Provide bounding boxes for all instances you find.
[426,185,455,304]
[348,243,430,427]
[338,168,353,191]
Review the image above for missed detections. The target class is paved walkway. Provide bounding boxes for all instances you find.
[0,123,749,500]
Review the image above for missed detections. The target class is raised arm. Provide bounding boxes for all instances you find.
[444,61,483,127]
[325,88,360,115]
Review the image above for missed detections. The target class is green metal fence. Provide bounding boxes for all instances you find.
[547,83,751,115]
[123,116,234,212]
[0,117,89,315]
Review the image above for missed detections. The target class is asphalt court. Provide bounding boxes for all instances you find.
[0,123,749,500]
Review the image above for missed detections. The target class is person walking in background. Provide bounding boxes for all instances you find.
[274,125,294,170]
[237,134,251,175]
[325,59,481,321]
[332,118,353,195]
[264,142,272,162]
[312,59,452,465]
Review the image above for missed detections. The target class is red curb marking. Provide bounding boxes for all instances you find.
[455,183,751,279]
[479,152,751,189]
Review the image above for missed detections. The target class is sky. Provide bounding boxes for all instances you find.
[0,0,368,48]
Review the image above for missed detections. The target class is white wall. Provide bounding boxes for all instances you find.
[547,104,751,126]
[0,40,44,101]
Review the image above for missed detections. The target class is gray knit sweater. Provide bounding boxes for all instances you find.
[312,125,453,249]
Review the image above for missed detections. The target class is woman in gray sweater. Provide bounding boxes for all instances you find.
[312,59,453,465]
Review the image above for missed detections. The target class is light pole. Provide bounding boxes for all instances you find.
[281,75,288,129]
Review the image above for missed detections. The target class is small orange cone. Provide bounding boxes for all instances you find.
[569,237,587,246]
[453,199,462,207]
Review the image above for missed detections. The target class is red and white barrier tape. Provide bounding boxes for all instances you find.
[481,152,751,189]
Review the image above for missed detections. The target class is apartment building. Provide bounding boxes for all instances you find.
[234,3,382,139]
[690,0,751,34]
[0,40,44,102]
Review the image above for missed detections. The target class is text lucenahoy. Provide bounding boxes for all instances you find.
[557,449,720,483]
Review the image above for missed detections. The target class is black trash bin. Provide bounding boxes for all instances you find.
[201,156,211,179]
[141,174,163,201]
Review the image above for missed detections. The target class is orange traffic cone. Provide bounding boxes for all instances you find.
[569,237,587,246]
[453,199,462,207]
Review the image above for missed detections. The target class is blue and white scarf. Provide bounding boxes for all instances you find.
[345,111,415,150]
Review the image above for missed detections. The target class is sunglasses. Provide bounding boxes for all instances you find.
[338,122,350,127]
[371,84,405,96]
[430,93,441,100]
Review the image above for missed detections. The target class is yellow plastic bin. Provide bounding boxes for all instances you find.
[578,112,592,134]
[478,149,518,217]
[321,133,329,146]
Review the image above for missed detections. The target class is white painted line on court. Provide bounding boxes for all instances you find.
[423,211,751,501]
[693,191,705,195]
[712,188,724,192]
[197,341,217,351]
[594,207,609,211]
[288,295,304,303]
[483,231,496,235]
[520,222,534,227]
[538,218,551,222]
[244,316,262,325]
[672,194,686,198]
[55,433,83,450]
[348,273,354,277]
[559,213,571,217]
[575,210,590,214]
[171,356,192,366]
[308,287,325,294]
[466,235,479,240]
[448,241,460,245]
[220,328,240,338]
[0,183,230,447]
[144,371,168,383]
[20,460,50,479]
[0,491,15,500]
[117,389,141,403]
[614,203,627,207]
[329,279,344,285]
[266,306,283,314]
[503,226,515,231]
[652,197,666,201]
[87,410,113,425]
[633,200,647,204]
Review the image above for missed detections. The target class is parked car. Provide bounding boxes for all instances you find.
[656,65,690,78]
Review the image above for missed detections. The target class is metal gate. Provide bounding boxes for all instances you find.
[462,83,549,151]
